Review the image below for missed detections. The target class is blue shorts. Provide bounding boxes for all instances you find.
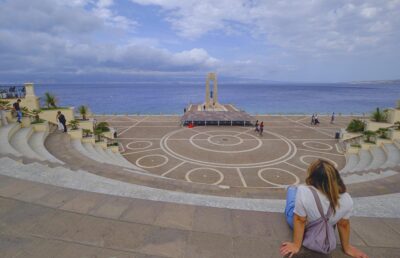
[284,186,298,229]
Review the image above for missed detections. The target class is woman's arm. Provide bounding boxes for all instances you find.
[280,214,307,257]
[337,218,369,258]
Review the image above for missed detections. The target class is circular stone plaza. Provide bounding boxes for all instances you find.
[0,83,400,257]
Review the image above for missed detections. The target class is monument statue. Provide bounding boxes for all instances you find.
[205,72,218,109]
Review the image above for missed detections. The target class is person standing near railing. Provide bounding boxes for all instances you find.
[13,99,22,123]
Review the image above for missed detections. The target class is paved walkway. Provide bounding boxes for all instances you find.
[1,174,400,258]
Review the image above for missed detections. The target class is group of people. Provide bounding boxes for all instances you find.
[254,120,264,136]
[1,86,25,99]
[311,112,336,126]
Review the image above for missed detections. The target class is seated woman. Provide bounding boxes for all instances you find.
[280,159,368,258]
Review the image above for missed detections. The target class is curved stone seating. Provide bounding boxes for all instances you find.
[351,149,372,172]
[10,127,43,160]
[0,123,22,157]
[340,153,358,174]
[82,142,106,163]
[342,169,398,184]
[382,143,400,168]
[29,131,64,164]
[365,146,387,170]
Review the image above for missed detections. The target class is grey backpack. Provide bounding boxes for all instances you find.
[302,187,337,254]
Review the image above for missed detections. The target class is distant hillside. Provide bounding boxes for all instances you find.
[348,79,400,85]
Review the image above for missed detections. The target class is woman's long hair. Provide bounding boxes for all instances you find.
[305,159,346,214]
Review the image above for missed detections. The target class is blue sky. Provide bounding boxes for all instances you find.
[0,0,399,83]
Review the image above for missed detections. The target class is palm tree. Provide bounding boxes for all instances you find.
[68,119,80,130]
[371,108,387,122]
[95,121,110,132]
[78,105,88,120]
[0,100,11,125]
[43,92,58,108]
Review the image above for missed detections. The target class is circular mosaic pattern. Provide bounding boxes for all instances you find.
[136,154,169,168]
[257,168,300,187]
[302,141,333,151]
[185,168,224,185]
[126,140,153,150]
[160,128,297,168]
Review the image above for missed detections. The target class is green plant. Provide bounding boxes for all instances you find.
[31,119,46,124]
[94,128,103,141]
[78,105,89,120]
[107,142,119,147]
[82,129,92,137]
[31,109,42,123]
[350,143,361,148]
[363,130,376,143]
[376,128,389,139]
[95,121,110,132]
[346,119,365,132]
[68,119,80,130]
[0,100,11,110]
[394,121,400,130]
[371,107,387,122]
[43,92,58,108]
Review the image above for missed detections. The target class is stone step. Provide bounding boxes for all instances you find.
[0,123,21,156]
[10,126,43,160]
[340,153,358,174]
[342,170,398,184]
[351,149,372,172]
[82,142,106,163]
[365,146,387,170]
[382,143,400,168]
[110,150,144,170]
[31,131,64,164]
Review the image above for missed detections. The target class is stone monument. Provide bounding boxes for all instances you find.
[205,72,218,109]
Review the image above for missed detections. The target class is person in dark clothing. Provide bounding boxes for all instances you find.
[57,111,67,133]
[259,121,264,136]
[255,120,259,132]
[13,99,22,123]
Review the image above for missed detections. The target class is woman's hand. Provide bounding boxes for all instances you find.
[280,242,300,258]
[344,245,369,258]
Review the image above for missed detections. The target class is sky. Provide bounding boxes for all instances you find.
[0,0,399,83]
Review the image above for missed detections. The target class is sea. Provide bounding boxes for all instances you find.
[34,83,400,115]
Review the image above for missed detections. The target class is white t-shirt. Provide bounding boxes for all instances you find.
[294,185,353,225]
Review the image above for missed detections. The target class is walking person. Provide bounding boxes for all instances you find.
[57,111,67,133]
[314,114,320,126]
[259,121,264,136]
[331,112,335,124]
[281,159,368,258]
[255,120,259,132]
[13,99,22,123]
[310,114,315,125]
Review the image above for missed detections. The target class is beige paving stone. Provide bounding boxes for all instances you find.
[120,199,164,224]
[89,196,132,219]
[14,238,69,258]
[32,187,80,208]
[154,203,195,230]
[351,217,400,248]
[184,231,233,258]
[60,192,108,214]
[0,180,33,197]
[232,236,282,258]
[192,206,234,236]
[231,210,276,238]
[0,233,41,258]
[13,184,60,203]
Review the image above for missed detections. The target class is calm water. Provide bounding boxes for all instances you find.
[34,83,400,115]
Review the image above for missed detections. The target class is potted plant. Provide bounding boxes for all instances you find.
[78,105,89,120]
[68,119,80,130]
[376,128,389,139]
[346,119,365,133]
[394,121,400,130]
[363,130,376,143]
[82,129,92,137]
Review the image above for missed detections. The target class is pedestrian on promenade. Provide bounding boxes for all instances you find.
[281,159,368,258]
[203,105,206,111]
[314,114,320,126]
[255,120,259,132]
[259,121,264,136]
[311,114,315,125]
[331,112,335,124]
[13,99,22,123]
[57,111,67,133]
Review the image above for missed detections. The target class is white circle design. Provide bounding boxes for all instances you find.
[189,131,260,153]
[207,135,244,146]
[136,154,169,168]
[185,168,224,185]
[302,141,333,151]
[126,140,153,150]
[299,155,338,168]
[257,168,300,187]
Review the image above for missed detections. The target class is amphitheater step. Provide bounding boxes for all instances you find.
[365,146,387,170]
[342,170,398,184]
[351,149,372,172]
[30,131,64,164]
[82,142,106,163]
[10,126,43,160]
[340,153,359,174]
[382,143,400,168]
[0,123,22,156]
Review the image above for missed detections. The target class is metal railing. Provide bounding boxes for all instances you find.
[0,85,26,99]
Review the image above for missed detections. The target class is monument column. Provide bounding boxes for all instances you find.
[23,82,40,110]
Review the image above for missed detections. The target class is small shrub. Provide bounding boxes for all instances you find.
[363,130,376,143]
[346,119,365,132]
[371,107,387,122]
[82,129,92,137]
[394,121,400,130]
[78,105,89,120]
[68,119,80,130]
[43,92,58,108]
[376,128,389,139]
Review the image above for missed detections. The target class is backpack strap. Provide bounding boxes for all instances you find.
[308,186,332,219]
